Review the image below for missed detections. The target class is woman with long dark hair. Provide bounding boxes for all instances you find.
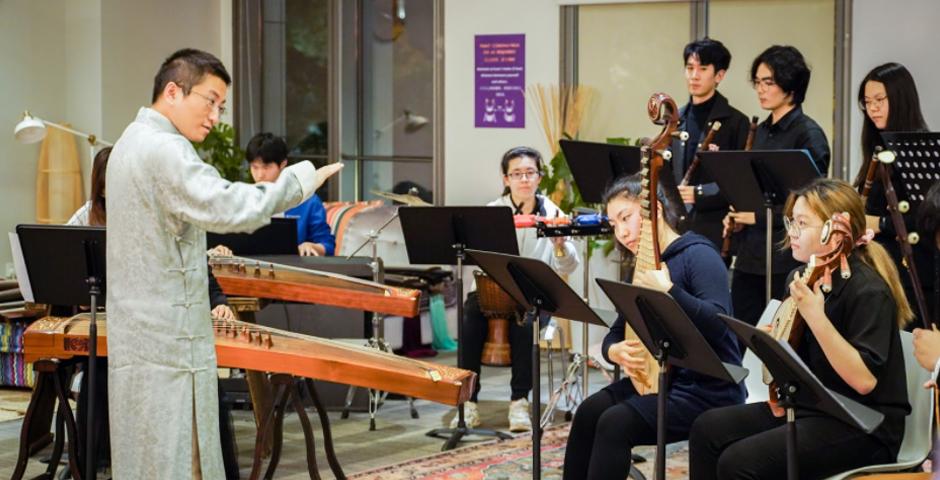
[853,62,934,325]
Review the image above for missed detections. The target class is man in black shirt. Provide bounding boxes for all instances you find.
[724,45,830,327]
[671,38,751,249]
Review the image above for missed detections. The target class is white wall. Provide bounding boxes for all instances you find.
[100,0,227,142]
[0,0,231,274]
[443,0,560,206]
[850,0,940,178]
[0,1,68,275]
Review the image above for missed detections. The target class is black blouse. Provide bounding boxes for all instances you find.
[792,254,910,456]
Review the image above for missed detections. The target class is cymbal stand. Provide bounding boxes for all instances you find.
[340,211,419,429]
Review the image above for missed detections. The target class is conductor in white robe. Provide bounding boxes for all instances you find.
[105,48,342,479]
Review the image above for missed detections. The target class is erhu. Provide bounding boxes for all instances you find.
[626,93,685,395]
[856,146,932,327]
[679,120,722,187]
[720,115,760,261]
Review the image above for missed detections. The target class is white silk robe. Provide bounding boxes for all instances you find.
[105,107,318,479]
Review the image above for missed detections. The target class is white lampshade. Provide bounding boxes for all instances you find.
[13,112,47,144]
[404,111,429,130]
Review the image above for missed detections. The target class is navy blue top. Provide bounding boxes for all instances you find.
[602,232,745,428]
[285,194,336,256]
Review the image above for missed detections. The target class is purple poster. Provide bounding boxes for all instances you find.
[475,34,525,128]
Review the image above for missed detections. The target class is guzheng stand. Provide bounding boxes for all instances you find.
[399,207,518,450]
[468,249,611,480]
[596,280,748,480]
[700,150,820,303]
[15,225,106,480]
[559,139,643,405]
[719,314,885,480]
[878,131,940,327]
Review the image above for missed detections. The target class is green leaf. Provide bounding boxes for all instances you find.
[191,122,249,182]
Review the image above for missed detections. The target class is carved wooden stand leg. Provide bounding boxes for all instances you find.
[233,299,274,459]
[12,359,81,480]
[248,374,346,480]
[245,369,274,458]
[304,379,345,479]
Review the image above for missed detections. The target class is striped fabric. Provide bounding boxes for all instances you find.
[323,201,383,253]
[0,353,34,387]
[0,320,35,387]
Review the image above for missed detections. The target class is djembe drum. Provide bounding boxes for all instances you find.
[474,270,518,366]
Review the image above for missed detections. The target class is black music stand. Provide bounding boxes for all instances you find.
[699,150,820,303]
[559,139,643,204]
[467,249,611,480]
[206,217,298,255]
[560,139,643,385]
[595,280,748,480]
[17,225,106,480]
[719,314,884,480]
[879,131,940,327]
[398,207,519,449]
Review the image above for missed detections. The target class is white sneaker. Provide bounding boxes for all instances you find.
[508,398,532,432]
[449,401,481,429]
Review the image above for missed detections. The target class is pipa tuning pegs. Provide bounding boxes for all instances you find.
[898,201,910,213]
[908,231,920,244]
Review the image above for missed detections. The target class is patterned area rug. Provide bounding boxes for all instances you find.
[348,423,690,480]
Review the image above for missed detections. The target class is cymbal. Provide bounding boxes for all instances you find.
[371,190,431,206]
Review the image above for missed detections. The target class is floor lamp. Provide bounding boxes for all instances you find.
[14,110,113,158]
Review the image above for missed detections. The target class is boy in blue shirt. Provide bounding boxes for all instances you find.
[246,133,336,256]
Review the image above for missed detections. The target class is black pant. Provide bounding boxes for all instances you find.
[731,270,790,327]
[689,402,893,480]
[461,291,532,402]
[562,388,664,480]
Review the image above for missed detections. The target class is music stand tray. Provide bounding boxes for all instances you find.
[466,249,609,480]
[559,139,643,204]
[596,279,747,480]
[720,314,884,480]
[398,207,519,449]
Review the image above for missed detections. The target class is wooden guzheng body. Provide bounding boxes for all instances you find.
[24,313,475,406]
[209,255,421,318]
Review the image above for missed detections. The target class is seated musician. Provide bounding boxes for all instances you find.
[724,45,830,328]
[562,173,744,479]
[454,145,579,432]
[65,145,240,479]
[672,37,750,249]
[246,132,336,256]
[854,62,935,325]
[690,178,912,479]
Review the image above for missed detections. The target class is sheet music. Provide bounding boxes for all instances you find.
[757,299,782,327]
[8,232,34,302]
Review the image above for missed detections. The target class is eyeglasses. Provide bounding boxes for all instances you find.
[506,170,541,181]
[862,96,888,110]
[783,216,823,237]
[751,77,776,91]
[190,89,227,116]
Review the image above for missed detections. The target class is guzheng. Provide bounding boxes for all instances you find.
[24,313,475,406]
[209,255,421,318]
